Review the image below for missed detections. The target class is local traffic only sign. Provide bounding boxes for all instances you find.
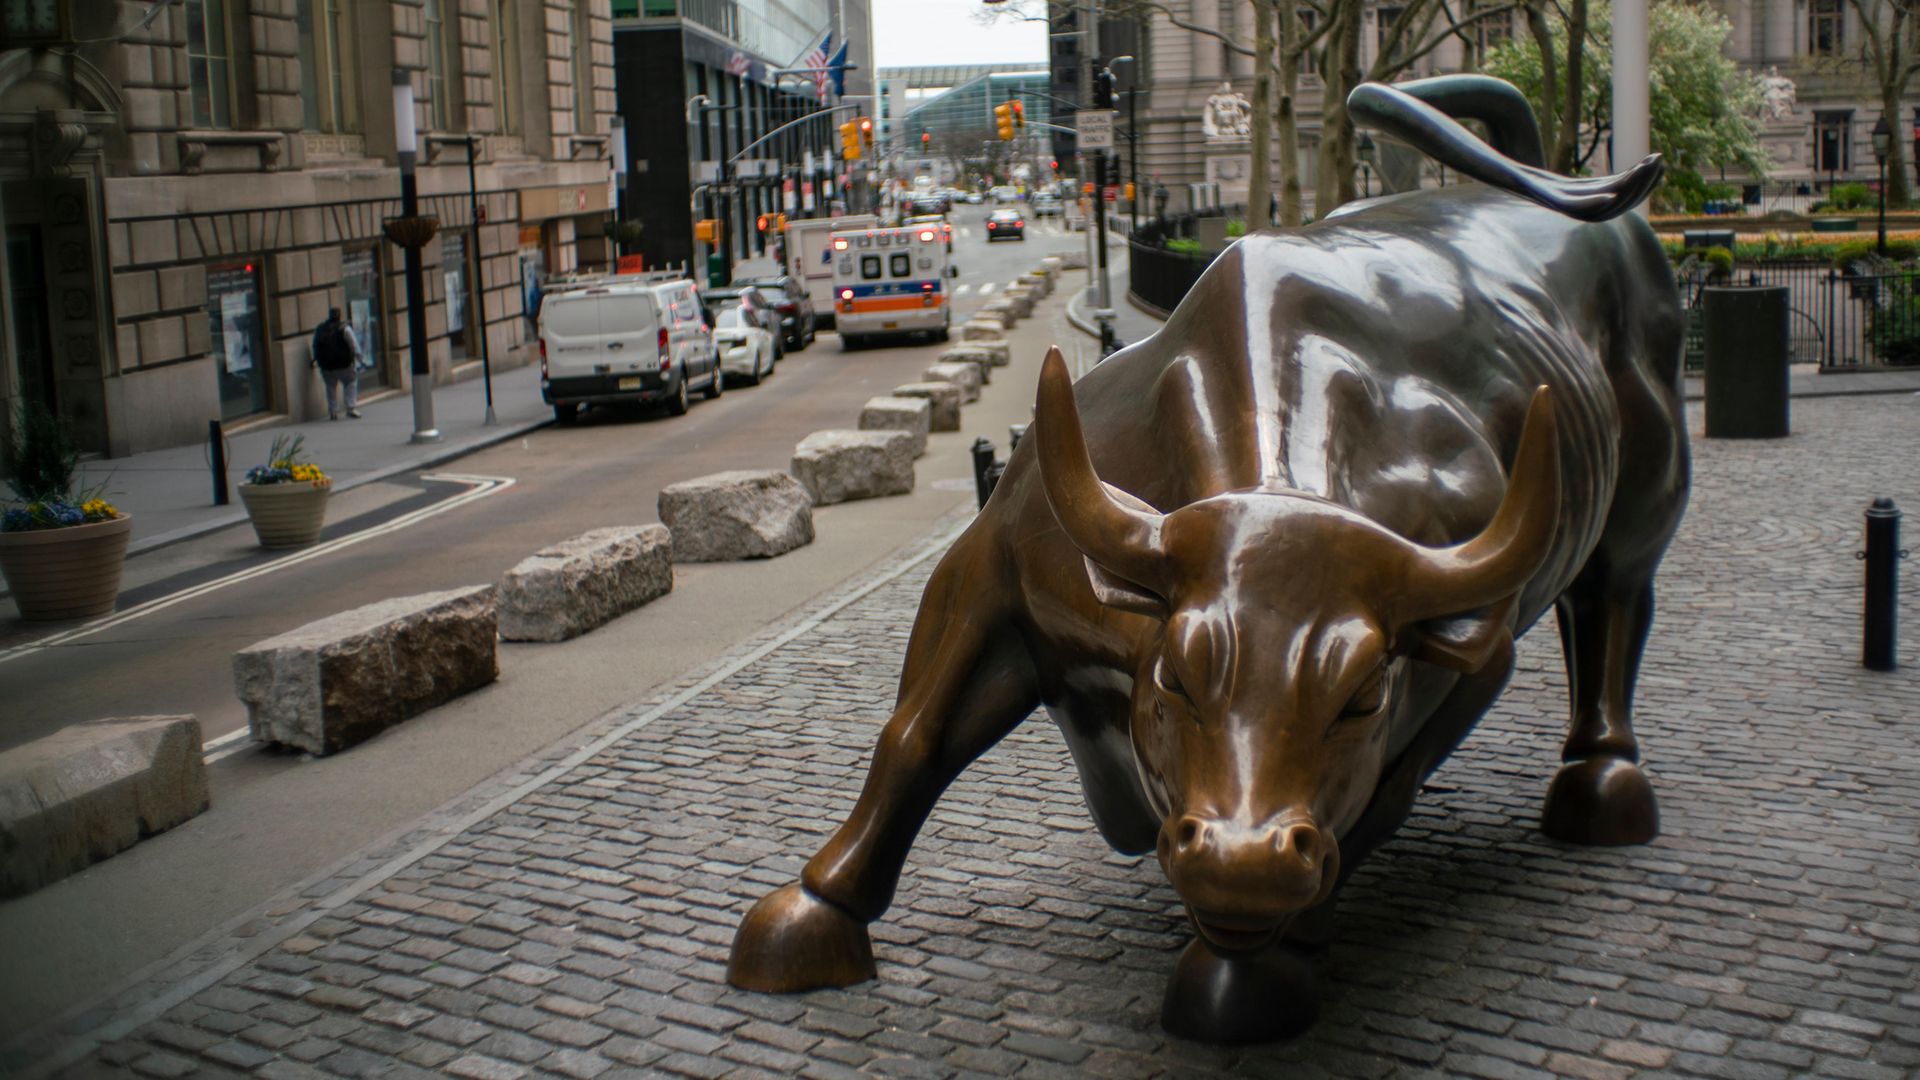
[1077,110,1115,151]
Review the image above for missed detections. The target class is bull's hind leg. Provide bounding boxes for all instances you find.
[1541,575,1661,845]
[729,533,1039,992]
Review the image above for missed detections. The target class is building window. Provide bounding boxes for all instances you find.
[492,0,521,134]
[1298,10,1319,76]
[185,0,234,128]
[1809,0,1843,57]
[296,0,358,132]
[1815,111,1851,173]
[443,232,474,362]
[343,247,387,387]
[1375,7,1404,65]
[572,2,595,135]
[1466,0,1511,66]
[425,0,457,130]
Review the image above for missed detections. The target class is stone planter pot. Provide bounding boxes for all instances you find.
[239,482,330,548]
[0,514,134,621]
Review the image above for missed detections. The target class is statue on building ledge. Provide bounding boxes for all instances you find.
[1202,82,1252,142]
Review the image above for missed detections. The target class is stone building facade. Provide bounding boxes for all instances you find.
[0,0,616,459]
[1118,0,1913,215]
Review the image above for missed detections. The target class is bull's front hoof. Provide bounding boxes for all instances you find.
[1542,756,1659,846]
[1160,936,1318,1045]
[727,883,876,992]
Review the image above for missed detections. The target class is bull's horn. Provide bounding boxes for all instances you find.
[1402,386,1561,618]
[1033,345,1170,595]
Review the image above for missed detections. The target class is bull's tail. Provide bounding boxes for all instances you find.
[1347,76,1662,223]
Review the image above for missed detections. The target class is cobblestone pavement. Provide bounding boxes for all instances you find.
[25,395,1920,1079]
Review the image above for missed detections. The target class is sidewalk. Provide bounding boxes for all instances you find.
[77,364,552,556]
[15,389,1917,1079]
[1068,250,1920,401]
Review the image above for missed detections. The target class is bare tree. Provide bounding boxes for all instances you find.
[1840,0,1920,207]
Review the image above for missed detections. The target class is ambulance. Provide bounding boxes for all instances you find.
[827,223,952,349]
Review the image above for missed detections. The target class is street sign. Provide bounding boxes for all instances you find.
[1077,110,1115,151]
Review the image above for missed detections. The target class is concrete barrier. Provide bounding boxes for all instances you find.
[892,381,963,432]
[234,586,499,756]
[659,470,814,563]
[962,317,1008,341]
[498,526,673,641]
[0,715,208,899]
[922,361,982,403]
[791,430,918,505]
[858,396,932,458]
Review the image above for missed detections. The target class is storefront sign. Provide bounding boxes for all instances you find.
[520,184,610,221]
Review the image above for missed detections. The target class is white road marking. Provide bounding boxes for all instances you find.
[979,282,998,295]
[959,227,973,238]
[953,284,972,296]
[0,474,517,670]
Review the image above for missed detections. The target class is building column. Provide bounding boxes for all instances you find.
[1613,0,1649,215]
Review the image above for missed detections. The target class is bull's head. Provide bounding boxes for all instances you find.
[1033,348,1559,952]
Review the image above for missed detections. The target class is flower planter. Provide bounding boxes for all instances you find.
[0,513,133,621]
[239,482,330,548]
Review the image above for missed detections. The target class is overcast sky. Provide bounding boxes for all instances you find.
[872,0,1047,69]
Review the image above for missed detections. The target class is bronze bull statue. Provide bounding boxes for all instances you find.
[729,77,1690,1044]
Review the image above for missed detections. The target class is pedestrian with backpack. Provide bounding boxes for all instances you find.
[311,308,363,419]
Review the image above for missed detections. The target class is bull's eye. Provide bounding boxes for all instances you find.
[1339,665,1390,719]
[1153,657,1195,711]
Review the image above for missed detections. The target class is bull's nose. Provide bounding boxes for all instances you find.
[1158,813,1337,918]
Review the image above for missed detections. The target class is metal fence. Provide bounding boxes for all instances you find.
[1679,259,1920,371]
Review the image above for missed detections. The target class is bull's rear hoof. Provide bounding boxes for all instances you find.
[1160,936,1318,1045]
[1542,756,1659,846]
[727,883,876,992]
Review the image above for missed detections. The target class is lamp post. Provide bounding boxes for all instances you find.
[1873,115,1891,255]
[460,133,495,425]
[387,69,440,444]
[1357,131,1376,199]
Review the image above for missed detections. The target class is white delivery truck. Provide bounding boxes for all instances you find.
[828,222,951,349]
[537,277,721,422]
[782,214,876,329]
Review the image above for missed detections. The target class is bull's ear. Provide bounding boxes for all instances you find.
[1085,557,1171,620]
[1406,594,1516,673]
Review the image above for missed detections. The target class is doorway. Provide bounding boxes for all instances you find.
[4,226,56,416]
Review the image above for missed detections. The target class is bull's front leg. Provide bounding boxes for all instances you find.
[1542,578,1660,845]
[729,537,1040,992]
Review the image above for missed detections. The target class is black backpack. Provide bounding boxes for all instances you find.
[314,321,353,370]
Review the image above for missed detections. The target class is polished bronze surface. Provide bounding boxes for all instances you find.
[730,77,1691,1044]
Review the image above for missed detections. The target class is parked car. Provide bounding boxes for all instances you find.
[903,213,954,252]
[904,195,948,217]
[990,186,1019,204]
[710,304,777,386]
[732,274,817,351]
[986,208,1026,241]
[1031,194,1064,217]
[963,191,984,204]
[700,285,783,358]
[538,277,720,421]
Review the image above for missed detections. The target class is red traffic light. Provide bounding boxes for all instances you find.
[859,117,873,132]
[921,131,930,145]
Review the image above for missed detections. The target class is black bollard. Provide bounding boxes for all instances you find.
[1862,497,1903,671]
[983,460,1007,504]
[1008,423,1028,452]
[209,420,229,506]
[971,437,998,510]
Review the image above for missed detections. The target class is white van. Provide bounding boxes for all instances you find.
[828,224,951,349]
[782,214,877,329]
[538,278,721,422]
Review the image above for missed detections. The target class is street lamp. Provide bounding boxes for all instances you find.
[1872,115,1891,254]
[1357,131,1376,199]
[386,69,441,444]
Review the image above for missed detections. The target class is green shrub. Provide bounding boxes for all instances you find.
[1164,237,1202,256]
[1831,238,1918,268]
[3,403,79,505]
[1829,183,1875,211]
[1225,219,1247,238]
[1702,246,1734,280]
[1866,273,1920,365]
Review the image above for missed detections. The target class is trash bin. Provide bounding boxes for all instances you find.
[1702,285,1789,439]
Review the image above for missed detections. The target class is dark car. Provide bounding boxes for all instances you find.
[986,208,1026,242]
[905,194,950,216]
[700,285,783,357]
[732,275,817,351]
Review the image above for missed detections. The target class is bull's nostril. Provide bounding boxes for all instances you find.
[1176,818,1203,853]
[1275,823,1320,865]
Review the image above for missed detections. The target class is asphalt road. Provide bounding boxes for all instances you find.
[0,202,1096,1035]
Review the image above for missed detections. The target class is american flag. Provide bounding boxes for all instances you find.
[803,31,833,104]
[724,51,751,77]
